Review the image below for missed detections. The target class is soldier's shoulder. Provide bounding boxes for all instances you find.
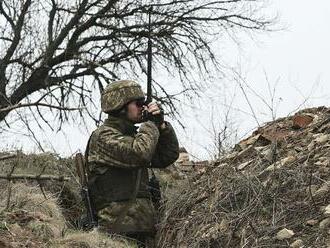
[96,124,122,136]
[90,124,121,141]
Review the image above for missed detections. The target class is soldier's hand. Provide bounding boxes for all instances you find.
[145,102,164,127]
[146,102,161,115]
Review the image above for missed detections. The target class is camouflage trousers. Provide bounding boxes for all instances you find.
[98,198,157,247]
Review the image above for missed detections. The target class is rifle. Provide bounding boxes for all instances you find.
[146,6,153,105]
[145,6,162,210]
[142,6,154,122]
[74,152,98,229]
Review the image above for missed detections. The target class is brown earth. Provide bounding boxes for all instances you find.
[158,106,330,248]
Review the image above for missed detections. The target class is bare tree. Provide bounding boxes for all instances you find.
[0,0,275,128]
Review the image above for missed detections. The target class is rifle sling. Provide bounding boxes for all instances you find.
[84,132,94,177]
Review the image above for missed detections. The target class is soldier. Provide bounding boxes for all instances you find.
[86,80,179,247]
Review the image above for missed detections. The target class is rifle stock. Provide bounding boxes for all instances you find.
[74,153,98,228]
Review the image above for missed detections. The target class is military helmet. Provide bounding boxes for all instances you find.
[101,80,145,113]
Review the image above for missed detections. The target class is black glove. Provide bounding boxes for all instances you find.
[148,108,164,127]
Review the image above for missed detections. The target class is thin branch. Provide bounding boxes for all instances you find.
[0,102,84,113]
[0,154,16,160]
[0,174,70,181]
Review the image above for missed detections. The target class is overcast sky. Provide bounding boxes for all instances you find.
[2,0,330,159]
[175,0,330,159]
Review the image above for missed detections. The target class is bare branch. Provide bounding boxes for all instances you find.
[0,102,84,113]
[0,0,276,132]
[0,174,70,181]
[0,154,16,160]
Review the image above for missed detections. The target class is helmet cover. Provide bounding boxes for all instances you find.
[101,80,145,113]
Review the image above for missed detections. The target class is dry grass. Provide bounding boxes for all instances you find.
[53,229,136,248]
[158,107,330,248]
[0,182,138,247]
[0,152,82,225]
[0,153,138,247]
[0,183,66,243]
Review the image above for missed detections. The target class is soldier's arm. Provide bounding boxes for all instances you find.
[150,122,179,168]
[94,121,160,168]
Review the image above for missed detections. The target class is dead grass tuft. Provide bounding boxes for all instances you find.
[53,229,136,248]
[0,183,66,241]
[158,107,330,247]
[0,183,137,247]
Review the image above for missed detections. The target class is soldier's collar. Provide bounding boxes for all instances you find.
[104,115,137,134]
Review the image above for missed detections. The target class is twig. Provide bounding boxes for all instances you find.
[0,102,84,113]
[4,222,15,236]
[37,164,50,199]
[0,174,70,181]
[233,70,260,127]
[0,154,16,161]
[5,161,18,209]
[308,163,318,212]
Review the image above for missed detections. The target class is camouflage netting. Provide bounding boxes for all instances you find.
[158,106,330,248]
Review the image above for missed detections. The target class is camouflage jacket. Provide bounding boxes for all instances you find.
[87,115,179,210]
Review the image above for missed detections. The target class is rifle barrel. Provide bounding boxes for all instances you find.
[146,7,152,103]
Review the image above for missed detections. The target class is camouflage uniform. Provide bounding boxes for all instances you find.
[86,80,179,245]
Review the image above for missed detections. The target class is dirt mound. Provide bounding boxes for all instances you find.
[0,153,137,247]
[0,183,133,247]
[0,183,66,247]
[0,153,82,225]
[158,106,330,247]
